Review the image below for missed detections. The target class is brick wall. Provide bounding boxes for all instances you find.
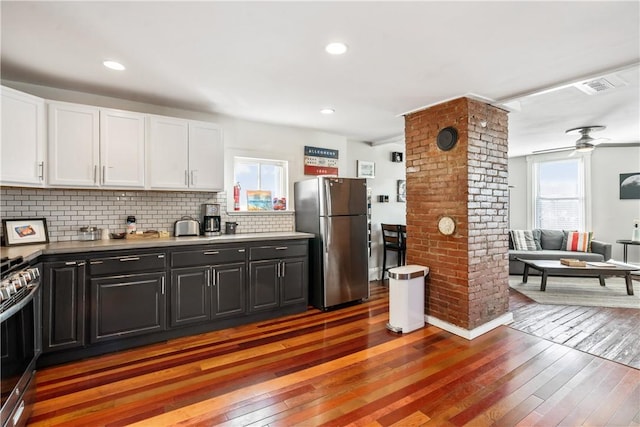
[405,97,509,330]
[0,187,294,242]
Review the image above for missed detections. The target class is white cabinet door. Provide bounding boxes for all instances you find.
[1,86,46,187]
[148,115,189,189]
[100,109,145,188]
[188,121,224,191]
[48,102,100,187]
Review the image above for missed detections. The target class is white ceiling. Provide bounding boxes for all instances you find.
[1,1,639,157]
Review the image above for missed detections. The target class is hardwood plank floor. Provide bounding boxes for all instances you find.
[29,283,640,426]
[509,286,640,369]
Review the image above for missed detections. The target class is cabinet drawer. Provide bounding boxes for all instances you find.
[249,243,308,260]
[89,253,166,276]
[171,247,246,268]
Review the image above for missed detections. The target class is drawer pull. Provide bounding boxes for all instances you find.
[204,251,219,255]
[65,261,77,266]
[238,249,245,253]
[158,254,165,258]
[90,261,103,265]
[119,257,140,262]
[275,247,288,250]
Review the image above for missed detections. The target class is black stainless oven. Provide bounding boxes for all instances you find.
[0,257,41,427]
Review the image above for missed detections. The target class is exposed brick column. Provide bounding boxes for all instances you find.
[404,97,509,331]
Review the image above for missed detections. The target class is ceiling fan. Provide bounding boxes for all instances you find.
[533,125,608,155]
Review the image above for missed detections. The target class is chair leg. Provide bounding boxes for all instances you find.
[382,248,387,280]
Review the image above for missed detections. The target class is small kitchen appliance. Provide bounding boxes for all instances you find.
[201,203,221,236]
[225,221,238,234]
[174,216,200,237]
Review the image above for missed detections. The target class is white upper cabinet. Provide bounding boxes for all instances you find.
[100,109,145,188]
[48,102,100,187]
[188,121,223,190]
[48,102,145,188]
[1,86,46,187]
[148,115,223,191]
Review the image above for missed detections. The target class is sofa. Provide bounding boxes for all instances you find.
[509,229,612,275]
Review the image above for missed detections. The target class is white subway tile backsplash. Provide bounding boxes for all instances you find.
[1,187,294,242]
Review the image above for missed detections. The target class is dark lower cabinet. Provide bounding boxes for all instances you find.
[212,263,246,318]
[42,260,86,352]
[248,241,308,312]
[39,239,308,366]
[170,262,246,327]
[281,257,307,306]
[90,272,166,343]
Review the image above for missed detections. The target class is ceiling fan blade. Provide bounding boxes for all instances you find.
[532,146,574,154]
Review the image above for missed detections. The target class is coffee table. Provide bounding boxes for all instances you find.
[516,258,637,295]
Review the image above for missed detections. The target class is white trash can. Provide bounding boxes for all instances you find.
[386,265,429,333]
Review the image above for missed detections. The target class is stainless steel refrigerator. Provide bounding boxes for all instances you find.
[294,177,369,310]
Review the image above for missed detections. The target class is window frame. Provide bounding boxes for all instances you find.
[232,155,289,212]
[526,151,592,231]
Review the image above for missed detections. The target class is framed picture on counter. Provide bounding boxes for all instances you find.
[2,218,49,246]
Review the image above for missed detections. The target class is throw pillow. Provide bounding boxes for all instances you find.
[510,230,537,251]
[539,229,564,250]
[564,231,593,252]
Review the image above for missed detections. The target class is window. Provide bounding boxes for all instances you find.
[233,156,289,210]
[531,155,589,230]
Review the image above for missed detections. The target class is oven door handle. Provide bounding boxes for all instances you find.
[0,281,40,323]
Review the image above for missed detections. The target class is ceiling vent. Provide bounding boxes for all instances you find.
[574,73,628,95]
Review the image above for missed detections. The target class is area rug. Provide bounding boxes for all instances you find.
[509,275,640,309]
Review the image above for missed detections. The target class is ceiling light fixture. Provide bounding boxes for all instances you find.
[320,108,335,115]
[325,42,348,55]
[103,60,125,71]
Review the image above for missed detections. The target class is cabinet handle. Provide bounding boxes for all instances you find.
[77,262,86,266]
[238,249,245,253]
[191,170,197,186]
[204,251,219,255]
[281,261,285,278]
[90,260,103,265]
[185,170,188,186]
[212,269,217,286]
[158,254,165,258]
[275,247,288,250]
[38,162,44,181]
[206,269,211,287]
[65,261,77,266]
[161,276,165,294]
[102,165,106,183]
[119,257,140,262]
[93,165,98,183]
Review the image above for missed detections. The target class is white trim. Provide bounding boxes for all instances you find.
[399,92,497,117]
[425,312,514,340]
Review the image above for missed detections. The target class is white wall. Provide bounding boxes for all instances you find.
[509,145,640,264]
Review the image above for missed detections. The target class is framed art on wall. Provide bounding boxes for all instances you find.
[620,172,640,199]
[357,160,375,178]
[2,218,49,246]
[397,180,406,202]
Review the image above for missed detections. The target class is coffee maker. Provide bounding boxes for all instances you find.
[201,203,221,236]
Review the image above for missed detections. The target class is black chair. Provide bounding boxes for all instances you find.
[381,224,405,279]
[399,225,407,266]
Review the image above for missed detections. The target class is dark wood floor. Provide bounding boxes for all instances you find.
[29,283,640,426]
[509,287,640,369]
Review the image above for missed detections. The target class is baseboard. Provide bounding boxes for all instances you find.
[425,312,514,340]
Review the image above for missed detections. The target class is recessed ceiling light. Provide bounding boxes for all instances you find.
[103,60,125,71]
[320,108,335,115]
[325,42,348,55]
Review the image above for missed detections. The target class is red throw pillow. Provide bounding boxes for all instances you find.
[564,231,593,252]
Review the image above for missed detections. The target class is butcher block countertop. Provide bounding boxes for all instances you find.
[1,232,314,262]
